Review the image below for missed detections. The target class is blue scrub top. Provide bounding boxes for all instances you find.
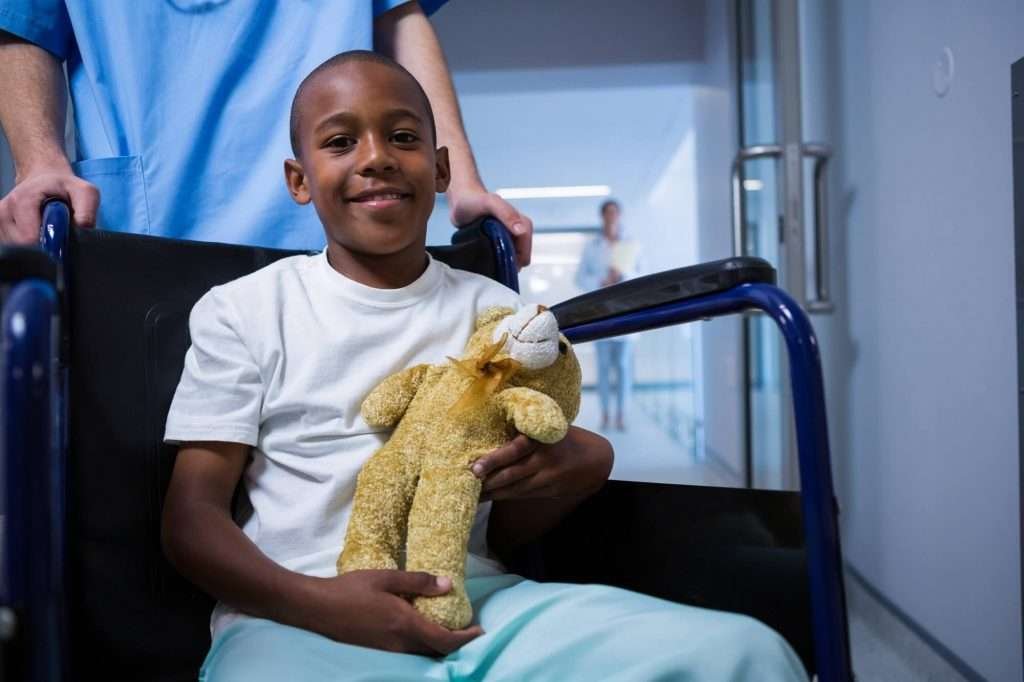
[0,0,446,249]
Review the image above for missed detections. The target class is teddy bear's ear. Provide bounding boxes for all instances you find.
[475,306,516,331]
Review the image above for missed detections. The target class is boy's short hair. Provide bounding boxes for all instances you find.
[288,50,437,157]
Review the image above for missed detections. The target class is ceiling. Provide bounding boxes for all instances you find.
[426,0,732,239]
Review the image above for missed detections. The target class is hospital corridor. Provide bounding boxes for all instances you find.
[1,0,1022,681]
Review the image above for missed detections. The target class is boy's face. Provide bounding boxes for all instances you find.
[285,61,449,258]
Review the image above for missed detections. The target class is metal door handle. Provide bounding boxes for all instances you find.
[731,145,782,257]
[731,143,834,313]
[802,143,833,313]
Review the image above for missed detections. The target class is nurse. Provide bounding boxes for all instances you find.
[0,1,534,264]
[574,199,641,430]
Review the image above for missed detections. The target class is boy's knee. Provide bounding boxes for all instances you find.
[705,615,807,681]
[636,610,805,681]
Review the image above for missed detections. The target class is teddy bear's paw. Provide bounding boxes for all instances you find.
[414,581,472,630]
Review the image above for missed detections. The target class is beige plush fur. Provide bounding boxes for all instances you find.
[338,305,581,629]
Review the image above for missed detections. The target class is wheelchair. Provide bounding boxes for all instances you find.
[1,201,852,681]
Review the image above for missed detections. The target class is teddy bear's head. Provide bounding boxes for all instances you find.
[462,305,582,423]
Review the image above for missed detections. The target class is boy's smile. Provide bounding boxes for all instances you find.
[285,59,450,287]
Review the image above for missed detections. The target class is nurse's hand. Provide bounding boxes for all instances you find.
[0,165,98,244]
[449,189,534,269]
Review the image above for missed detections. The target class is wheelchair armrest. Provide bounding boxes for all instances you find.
[550,256,774,329]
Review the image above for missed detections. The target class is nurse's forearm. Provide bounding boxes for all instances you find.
[375,3,485,197]
[0,33,72,180]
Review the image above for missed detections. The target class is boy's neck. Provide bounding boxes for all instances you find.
[325,243,429,289]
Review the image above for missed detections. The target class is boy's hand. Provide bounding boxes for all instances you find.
[472,427,613,502]
[449,189,534,269]
[291,570,483,656]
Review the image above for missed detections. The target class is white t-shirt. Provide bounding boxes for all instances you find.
[164,250,522,636]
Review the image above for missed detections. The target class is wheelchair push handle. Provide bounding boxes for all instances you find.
[39,200,71,265]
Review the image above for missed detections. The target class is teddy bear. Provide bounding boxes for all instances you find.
[337,304,582,629]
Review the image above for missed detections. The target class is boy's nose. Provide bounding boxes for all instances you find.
[358,136,397,175]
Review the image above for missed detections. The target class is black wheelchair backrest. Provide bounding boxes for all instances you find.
[65,227,504,680]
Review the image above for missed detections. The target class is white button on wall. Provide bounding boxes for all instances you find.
[932,46,955,97]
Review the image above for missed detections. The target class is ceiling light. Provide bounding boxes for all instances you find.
[743,179,764,191]
[496,185,611,200]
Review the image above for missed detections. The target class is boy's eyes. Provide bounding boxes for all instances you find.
[325,135,355,151]
[322,131,419,151]
[391,131,419,145]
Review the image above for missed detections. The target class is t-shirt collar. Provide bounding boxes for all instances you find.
[315,248,442,308]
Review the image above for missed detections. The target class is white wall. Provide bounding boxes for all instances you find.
[810,1,1023,679]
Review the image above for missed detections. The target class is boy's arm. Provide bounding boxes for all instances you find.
[0,32,98,243]
[477,427,614,556]
[162,441,482,654]
[161,441,302,624]
[374,2,534,267]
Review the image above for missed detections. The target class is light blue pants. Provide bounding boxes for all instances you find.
[596,339,632,421]
[201,574,808,681]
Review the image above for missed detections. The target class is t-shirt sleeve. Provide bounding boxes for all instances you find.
[479,279,524,313]
[373,0,448,18]
[164,288,264,447]
[0,0,74,59]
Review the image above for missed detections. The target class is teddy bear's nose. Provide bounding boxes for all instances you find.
[494,304,561,370]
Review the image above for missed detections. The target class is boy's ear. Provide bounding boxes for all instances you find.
[434,146,451,194]
[284,158,311,205]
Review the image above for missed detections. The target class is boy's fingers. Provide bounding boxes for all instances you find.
[381,570,452,597]
[486,476,558,502]
[415,621,484,655]
[482,456,541,492]
[471,435,535,479]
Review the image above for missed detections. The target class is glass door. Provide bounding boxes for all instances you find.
[730,0,833,489]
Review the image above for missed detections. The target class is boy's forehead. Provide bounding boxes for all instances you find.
[302,61,424,121]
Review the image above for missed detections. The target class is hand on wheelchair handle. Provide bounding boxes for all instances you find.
[291,569,483,656]
[0,167,99,244]
[448,189,534,269]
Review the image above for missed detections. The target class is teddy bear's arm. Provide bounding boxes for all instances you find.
[495,387,570,444]
[360,364,431,428]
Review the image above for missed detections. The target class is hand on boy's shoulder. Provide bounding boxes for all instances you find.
[449,189,534,269]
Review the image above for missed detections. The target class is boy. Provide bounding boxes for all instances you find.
[162,51,807,680]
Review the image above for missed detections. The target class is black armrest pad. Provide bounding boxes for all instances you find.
[551,257,774,329]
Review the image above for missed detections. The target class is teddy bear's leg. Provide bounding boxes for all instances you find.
[338,443,419,574]
[404,458,482,630]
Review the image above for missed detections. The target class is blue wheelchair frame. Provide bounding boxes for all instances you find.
[1,201,851,681]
